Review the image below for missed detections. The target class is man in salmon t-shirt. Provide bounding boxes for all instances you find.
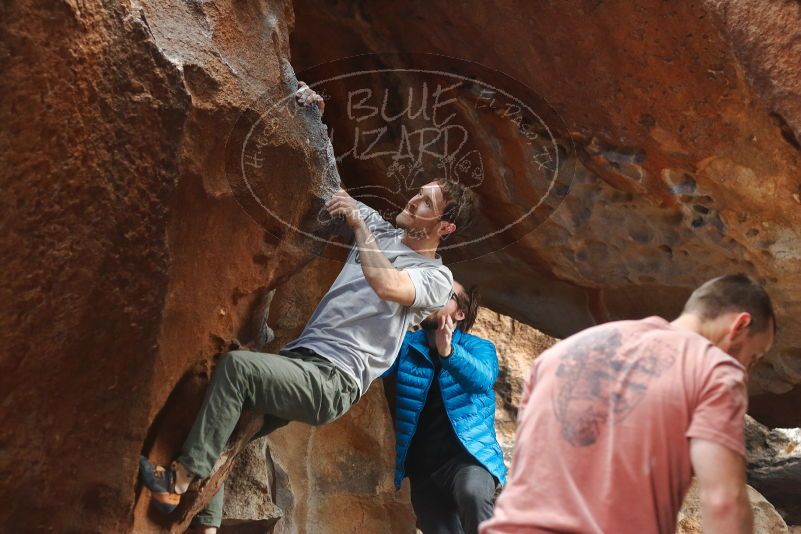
[481,274,775,534]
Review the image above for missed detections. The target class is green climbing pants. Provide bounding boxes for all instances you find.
[178,348,360,527]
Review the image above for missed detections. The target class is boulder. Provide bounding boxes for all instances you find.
[4,0,801,531]
[746,415,801,525]
[677,481,789,534]
[290,0,801,411]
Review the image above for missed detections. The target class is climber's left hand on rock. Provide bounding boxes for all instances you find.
[296,81,325,115]
[325,188,361,229]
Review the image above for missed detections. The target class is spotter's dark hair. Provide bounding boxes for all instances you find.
[455,285,481,333]
[682,274,776,334]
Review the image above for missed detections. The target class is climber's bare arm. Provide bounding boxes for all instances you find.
[326,190,416,306]
[300,83,412,304]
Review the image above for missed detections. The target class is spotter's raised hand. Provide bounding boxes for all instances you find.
[435,314,455,357]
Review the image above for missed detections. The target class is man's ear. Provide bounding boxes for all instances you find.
[439,221,456,238]
[730,312,752,340]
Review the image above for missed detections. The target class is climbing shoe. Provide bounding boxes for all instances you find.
[139,456,181,513]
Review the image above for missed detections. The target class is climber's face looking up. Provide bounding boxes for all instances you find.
[396,180,456,241]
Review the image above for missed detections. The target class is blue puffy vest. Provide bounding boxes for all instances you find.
[385,328,507,488]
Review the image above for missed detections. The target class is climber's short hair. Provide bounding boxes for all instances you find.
[437,178,478,234]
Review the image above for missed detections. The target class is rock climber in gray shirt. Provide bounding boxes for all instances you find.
[138,83,480,532]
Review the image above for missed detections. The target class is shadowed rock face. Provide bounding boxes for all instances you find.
[746,415,801,524]
[472,308,560,466]
[289,0,801,406]
[0,0,346,531]
[1,2,187,531]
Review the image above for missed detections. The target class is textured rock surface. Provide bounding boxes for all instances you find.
[290,0,801,408]
[1,1,187,531]
[221,438,283,531]
[746,415,801,525]
[3,0,801,532]
[472,308,559,466]
[676,481,789,534]
[0,0,349,532]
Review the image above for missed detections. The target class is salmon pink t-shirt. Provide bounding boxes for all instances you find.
[481,317,748,534]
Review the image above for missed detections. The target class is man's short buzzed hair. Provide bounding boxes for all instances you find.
[682,274,775,333]
[455,285,481,333]
[437,179,478,234]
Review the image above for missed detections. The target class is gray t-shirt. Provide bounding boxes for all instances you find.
[284,202,453,393]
